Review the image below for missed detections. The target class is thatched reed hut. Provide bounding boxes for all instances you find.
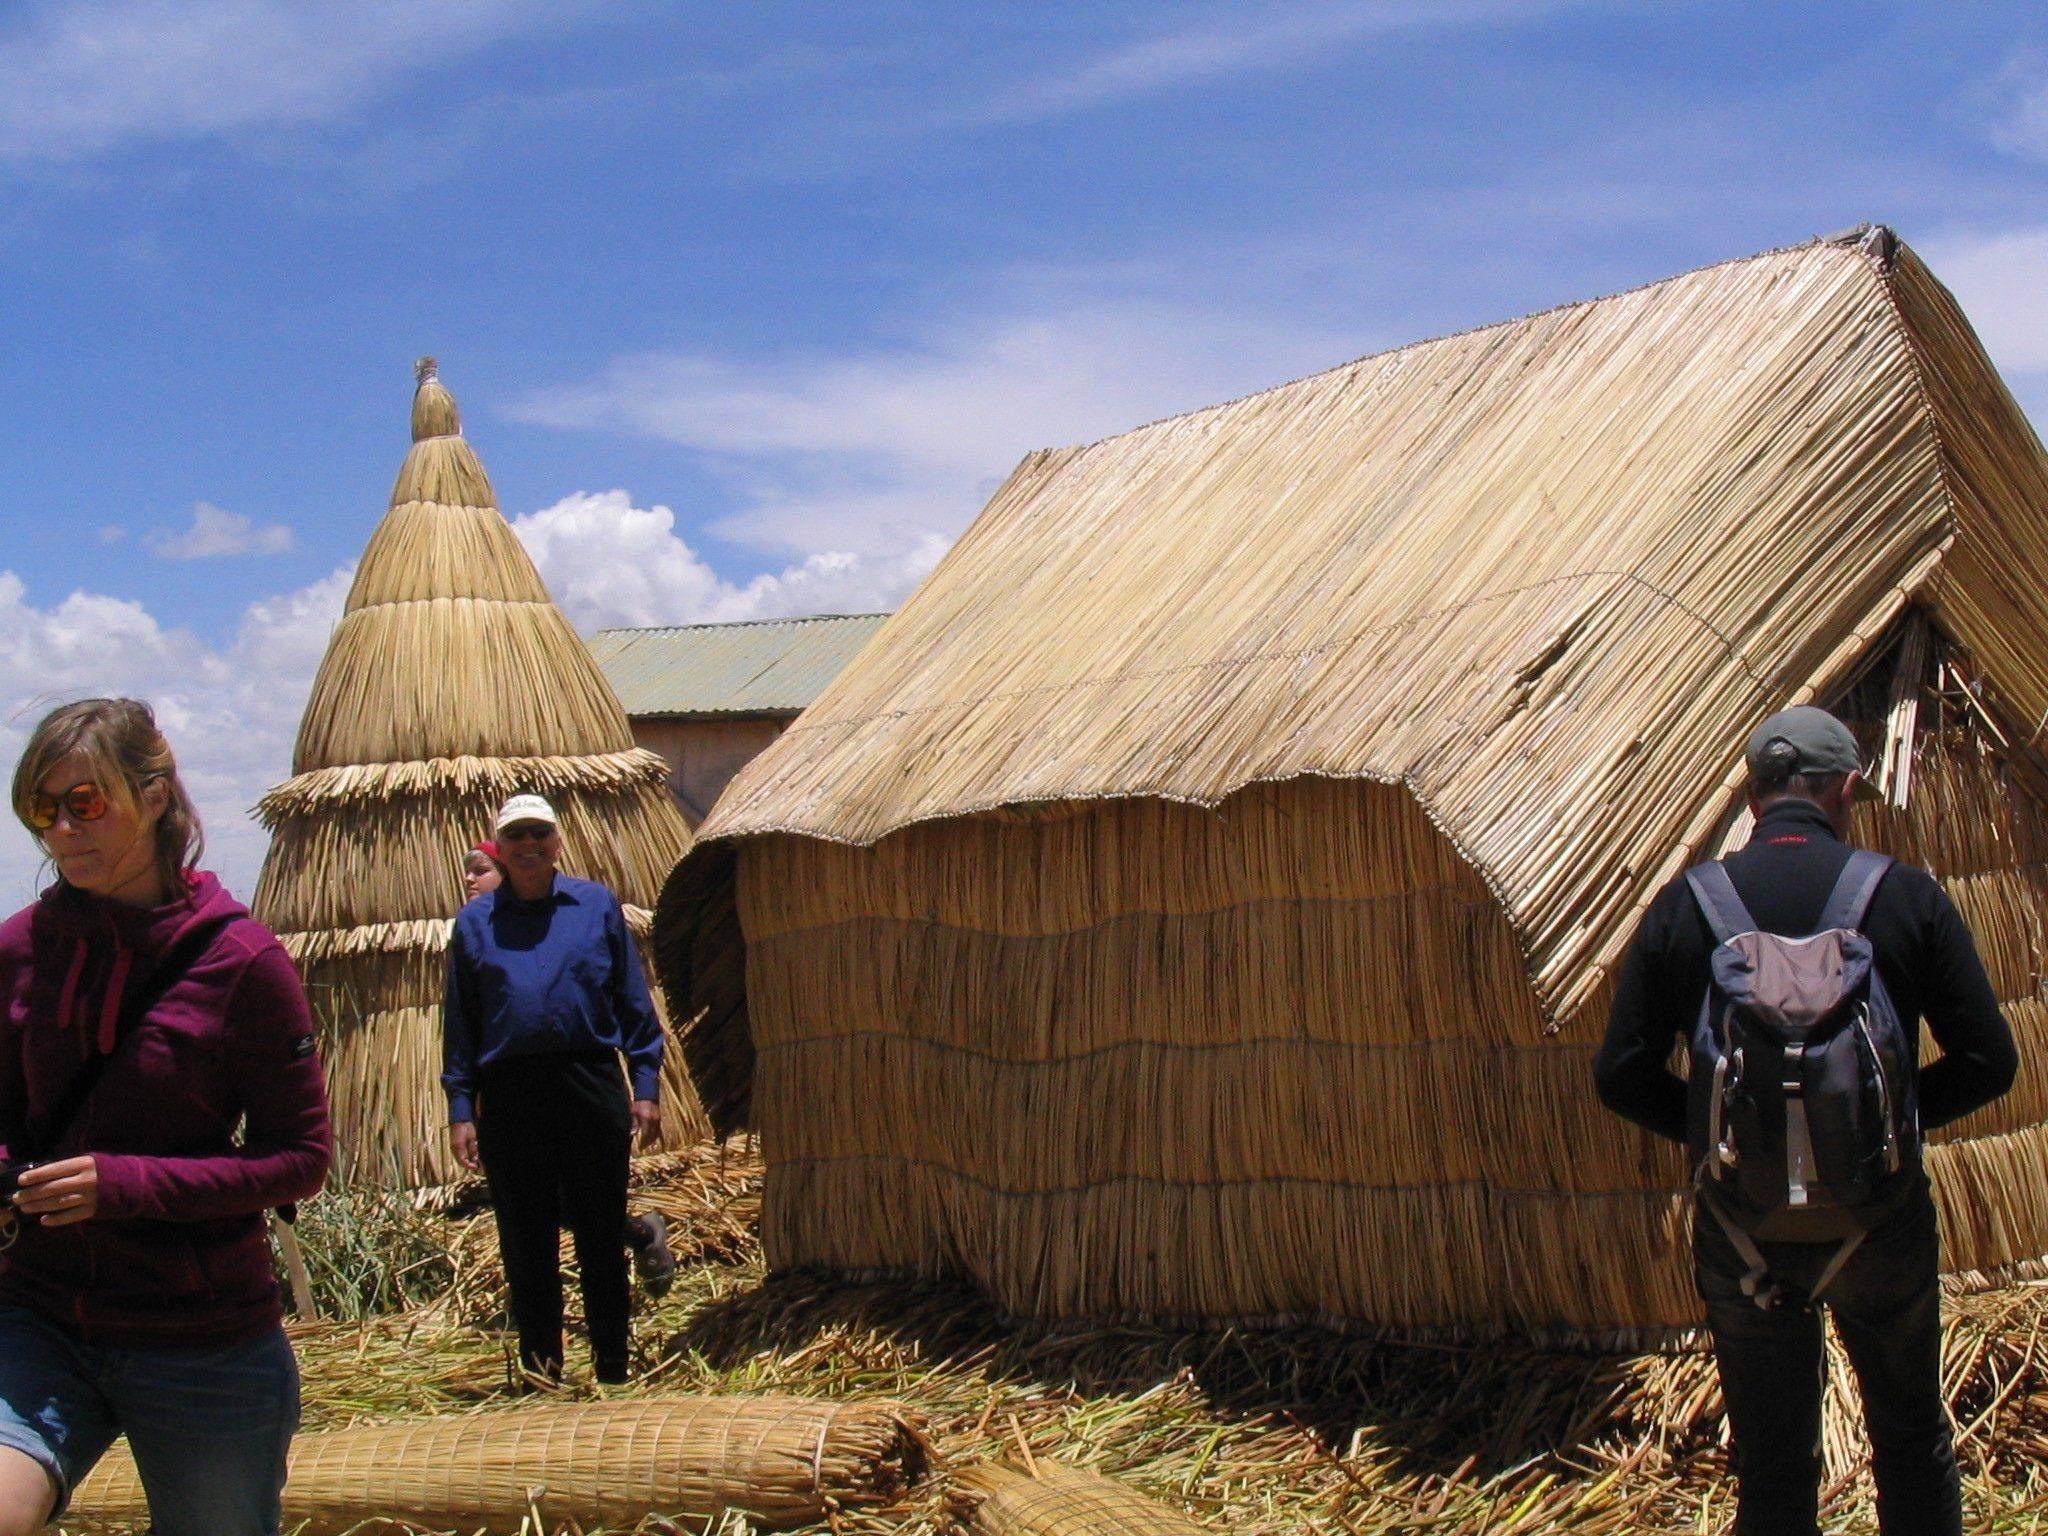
[257,361,700,1187]
[656,227,2048,1342]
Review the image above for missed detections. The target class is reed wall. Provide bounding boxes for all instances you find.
[738,718,2048,1337]
[255,778,685,933]
[1860,739,2048,1269]
[739,779,1685,1336]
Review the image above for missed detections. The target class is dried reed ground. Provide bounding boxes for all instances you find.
[55,1142,2048,1535]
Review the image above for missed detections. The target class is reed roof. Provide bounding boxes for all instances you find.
[676,226,2048,1026]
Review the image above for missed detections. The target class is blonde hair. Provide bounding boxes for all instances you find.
[11,698,203,897]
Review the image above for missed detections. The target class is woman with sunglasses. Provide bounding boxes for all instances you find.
[0,698,331,1536]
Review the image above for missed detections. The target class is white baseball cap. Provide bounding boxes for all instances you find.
[494,793,560,832]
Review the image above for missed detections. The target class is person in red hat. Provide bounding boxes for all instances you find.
[461,841,504,902]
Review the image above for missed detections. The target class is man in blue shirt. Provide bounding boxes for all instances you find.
[442,793,664,1385]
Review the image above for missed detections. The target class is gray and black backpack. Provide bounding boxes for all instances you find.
[1685,849,1919,1308]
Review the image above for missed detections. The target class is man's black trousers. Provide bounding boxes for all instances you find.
[475,1051,633,1383]
[1696,1185,1960,1536]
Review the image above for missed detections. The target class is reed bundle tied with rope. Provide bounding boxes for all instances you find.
[659,227,2048,1341]
[255,360,701,1187]
[69,1396,931,1534]
[945,1462,1211,1535]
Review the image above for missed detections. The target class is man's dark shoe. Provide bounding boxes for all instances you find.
[628,1210,676,1298]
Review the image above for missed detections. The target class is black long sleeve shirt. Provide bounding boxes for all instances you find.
[1595,799,2018,1145]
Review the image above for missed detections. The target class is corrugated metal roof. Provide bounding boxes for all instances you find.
[585,613,890,718]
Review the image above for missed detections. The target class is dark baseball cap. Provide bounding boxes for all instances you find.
[1746,706,1881,801]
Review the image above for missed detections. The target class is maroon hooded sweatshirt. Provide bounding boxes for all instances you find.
[0,872,331,1347]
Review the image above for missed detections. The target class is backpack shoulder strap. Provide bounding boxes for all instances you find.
[1684,860,1756,944]
[1817,849,1894,934]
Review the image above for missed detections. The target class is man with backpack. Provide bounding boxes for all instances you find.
[1595,705,2018,1536]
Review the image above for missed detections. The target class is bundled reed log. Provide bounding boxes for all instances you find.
[255,360,702,1186]
[69,1396,931,1533]
[658,228,2048,1341]
[945,1462,1210,1535]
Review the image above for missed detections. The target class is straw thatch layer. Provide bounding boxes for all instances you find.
[346,500,553,608]
[411,359,460,441]
[946,1462,1210,1535]
[255,747,669,821]
[256,777,687,932]
[283,918,454,960]
[68,1396,931,1533]
[292,598,634,771]
[278,903,651,966]
[286,914,657,1022]
[391,425,493,514]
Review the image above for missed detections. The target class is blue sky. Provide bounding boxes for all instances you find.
[2,0,2046,899]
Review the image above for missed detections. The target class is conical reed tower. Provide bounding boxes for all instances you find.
[254,360,702,1186]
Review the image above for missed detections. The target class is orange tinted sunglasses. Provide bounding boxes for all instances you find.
[23,782,109,831]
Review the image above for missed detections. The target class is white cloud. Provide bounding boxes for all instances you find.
[145,502,296,560]
[0,572,216,697]
[1986,52,2048,163]
[510,490,940,631]
[513,300,1350,558]
[95,525,126,546]
[0,480,937,907]
[963,0,1558,126]
[0,0,554,161]
[230,567,358,681]
[1921,225,2048,379]
[0,566,351,908]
